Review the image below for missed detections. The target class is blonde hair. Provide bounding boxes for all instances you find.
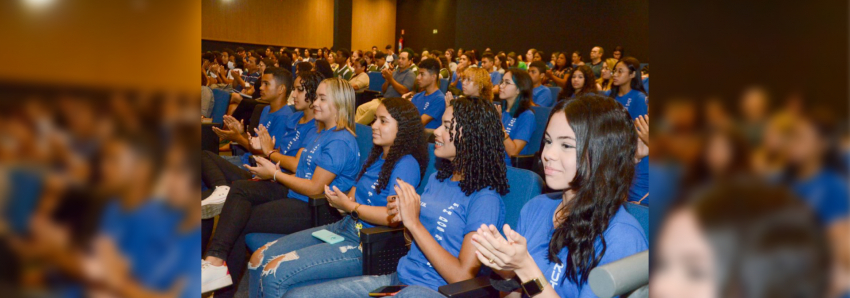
[317,78,356,135]
[461,67,494,100]
[596,58,619,91]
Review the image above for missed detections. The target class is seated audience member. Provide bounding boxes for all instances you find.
[588,46,604,78]
[265,47,275,59]
[475,95,648,297]
[236,47,247,59]
[507,52,525,70]
[385,44,397,64]
[456,67,494,101]
[612,46,624,60]
[438,56,452,79]
[369,51,390,72]
[449,51,476,93]
[349,58,370,93]
[528,61,554,107]
[226,56,263,119]
[571,50,585,68]
[333,49,354,80]
[284,96,509,298]
[295,61,312,77]
[481,53,503,94]
[545,52,571,88]
[445,49,458,72]
[304,48,315,63]
[248,97,429,298]
[525,49,538,67]
[201,77,360,297]
[534,50,545,64]
[548,52,558,70]
[407,58,447,129]
[329,52,339,71]
[497,68,537,166]
[314,60,335,80]
[316,48,325,61]
[371,45,378,56]
[381,48,416,98]
[558,65,599,101]
[608,57,648,203]
[203,69,318,215]
[596,58,618,92]
[364,50,374,68]
[494,53,507,74]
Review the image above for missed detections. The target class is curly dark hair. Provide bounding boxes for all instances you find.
[297,71,323,107]
[547,94,637,286]
[356,97,429,193]
[437,96,509,196]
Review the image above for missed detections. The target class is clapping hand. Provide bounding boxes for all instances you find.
[471,224,532,272]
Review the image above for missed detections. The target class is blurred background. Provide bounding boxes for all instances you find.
[0,0,200,298]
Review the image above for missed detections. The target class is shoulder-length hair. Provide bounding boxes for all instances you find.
[561,65,598,100]
[461,67,494,100]
[547,94,637,286]
[501,68,534,118]
[317,78,356,135]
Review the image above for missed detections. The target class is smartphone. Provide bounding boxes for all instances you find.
[249,155,258,167]
[311,229,344,244]
[368,285,407,296]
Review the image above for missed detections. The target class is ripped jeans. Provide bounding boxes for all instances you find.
[248,215,364,298]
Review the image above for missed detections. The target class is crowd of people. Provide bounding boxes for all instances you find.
[200,43,651,298]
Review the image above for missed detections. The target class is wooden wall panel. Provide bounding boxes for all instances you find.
[202,0,334,49]
[351,0,396,52]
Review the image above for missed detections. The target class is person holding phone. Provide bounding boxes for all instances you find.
[247,97,429,298]
[284,96,509,298]
[472,95,648,297]
[202,78,361,297]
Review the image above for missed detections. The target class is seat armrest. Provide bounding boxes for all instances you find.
[438,276,499,298]
[201,122,222,153]
[308,195,342,227]
[589,250,649,298]
[360,226,408,276]
[510,154,539,170]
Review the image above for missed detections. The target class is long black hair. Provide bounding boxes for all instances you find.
[500,68,534,118]
[437,96,509,196]
[560,65,598,100]
[607,57,647,99]
[314,60,334,79]
[547,94,637,286]
[356,97,429,193]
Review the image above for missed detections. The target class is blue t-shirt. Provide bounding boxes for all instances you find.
[517,194,648,298]
[610,89,650,203]
[502,109,536,165]
[411,89,447,129]
[240,107,315,166]
[289,127,362,202]
[98,199,187,294]
[533,85,554,107]
[355,155,422,228]
[489,71,503,88]
[792,170,850,225]
[396,173,506,291]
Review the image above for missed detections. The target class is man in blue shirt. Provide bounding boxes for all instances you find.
[481,53,503,95]
[407,58,446,129]
[528,61,553,107]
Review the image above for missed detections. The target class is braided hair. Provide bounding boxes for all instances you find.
[436,96,509,196]
[356,97,429,193]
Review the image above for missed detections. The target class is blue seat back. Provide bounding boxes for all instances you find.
[502,167,544,229]
[439,78,449,94]
[355,124,374,165]
[417,143,438,194]
[548,86,561,102]
[525,106,553,154]
[624,203,650,242]
[368,72,385,92]
[210,88,231,124]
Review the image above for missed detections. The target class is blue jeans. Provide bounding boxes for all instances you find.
[282,272,445,298]
[249,216,365,298]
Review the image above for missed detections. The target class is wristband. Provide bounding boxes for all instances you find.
[267,149,278,160]
[273,170,278,181]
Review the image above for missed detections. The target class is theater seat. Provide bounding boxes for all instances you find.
[548,86,561,103]
[503,167,543,229]
[509,106,551,171]
[368,72,384,93]
[355,123,373,165]
[210,88,231,124]
[416,143,438,194]
[439,78,449,94]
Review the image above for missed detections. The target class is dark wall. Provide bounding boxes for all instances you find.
[395,0,457,53]
[397,0,648,63]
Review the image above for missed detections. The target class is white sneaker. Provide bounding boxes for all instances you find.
[202,186,230,206]
[202,260,233,293]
